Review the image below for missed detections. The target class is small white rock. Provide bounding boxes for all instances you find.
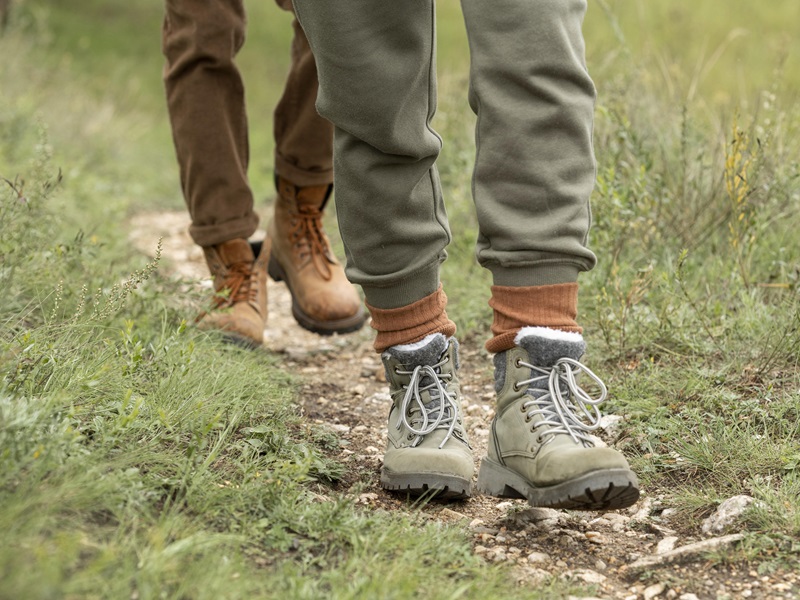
[571,569,606,584]
[526,552,550,564]
[644,582,666,600]
[701,495,758,535]
[656,536,679,554]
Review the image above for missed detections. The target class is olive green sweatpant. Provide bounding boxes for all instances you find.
[292,0,598,310]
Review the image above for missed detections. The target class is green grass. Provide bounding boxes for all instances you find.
[3,0,800,595]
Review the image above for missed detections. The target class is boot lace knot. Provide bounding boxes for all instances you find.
[290,206,335,280]
[393,356,462,449]
[515,357,606,447]
[214,261,258,308]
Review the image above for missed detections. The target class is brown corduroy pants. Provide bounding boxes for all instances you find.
[162,0,333,248]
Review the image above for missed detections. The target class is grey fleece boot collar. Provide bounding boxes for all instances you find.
[515,326,585,366]
[382,333,457,369]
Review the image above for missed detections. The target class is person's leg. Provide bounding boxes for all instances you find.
[162,0,258,247]
[459,0,639,509]
[272,0,333,187]
[162,0,267,346]
[292,0,471,498]
[268,0,366,335]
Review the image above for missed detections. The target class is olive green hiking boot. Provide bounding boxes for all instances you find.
[380,334,474,499]
[478,327,639,510]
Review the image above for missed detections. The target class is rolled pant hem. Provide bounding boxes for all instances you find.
[275,154,334,188]
[488,262,583,287]
[360,261,441,310]
[189,214,261,248]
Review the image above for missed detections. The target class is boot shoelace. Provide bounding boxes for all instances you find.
[393,355,461,449]
[214,261,258,308]
[513,357,606,447]
[290,206,334,280]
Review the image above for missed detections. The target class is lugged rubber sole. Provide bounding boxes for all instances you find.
[381,469,472,500]
[477,457,639,511]
[268,254,367,336]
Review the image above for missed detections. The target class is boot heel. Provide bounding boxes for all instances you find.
[477,459,526,499]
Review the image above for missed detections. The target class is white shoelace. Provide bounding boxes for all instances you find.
[514,357,607,447]
[394,358,459,449]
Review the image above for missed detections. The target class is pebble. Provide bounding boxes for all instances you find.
[351,384,367,396]
[330,423,350,433]
[644,582,666,599]
[439,508,468,521]
[656,536,679,554]
[701,495,759,535]
[599,414,624,437]
[352,425,368,433]
[364,446,380,454]
[526,552,550,564]
[514,507,562,523]
[570,569,606,584]
[585,531,607,544]
[678,594,699,600]
[630,497,653,520]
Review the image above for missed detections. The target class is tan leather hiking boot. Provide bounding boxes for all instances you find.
[199,238,269,348]
[380,334,474,499]
[267,177,366,335]
[478,327,639,510]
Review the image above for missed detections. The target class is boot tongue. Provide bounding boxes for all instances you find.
[516,327,585,368]
[383,333,448,368]
[216,239,255,266]
[295,184,331,209]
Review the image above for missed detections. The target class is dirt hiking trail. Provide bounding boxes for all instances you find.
[129,211,796,600]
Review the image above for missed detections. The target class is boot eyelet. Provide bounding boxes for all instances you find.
[536,435,543,443]
[524,416,531,423]
[519,403,527,412]
[513,382,522,392]
[514,358,522,368]
[407,434,414,441]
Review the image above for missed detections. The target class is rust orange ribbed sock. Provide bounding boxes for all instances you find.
[486,283,581,353]
[367,285,457,353]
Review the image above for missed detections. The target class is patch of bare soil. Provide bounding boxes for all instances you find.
[129,211,796,600]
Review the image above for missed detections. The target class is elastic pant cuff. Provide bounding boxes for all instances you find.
[360,261,441,310]
[489,263,581,287]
